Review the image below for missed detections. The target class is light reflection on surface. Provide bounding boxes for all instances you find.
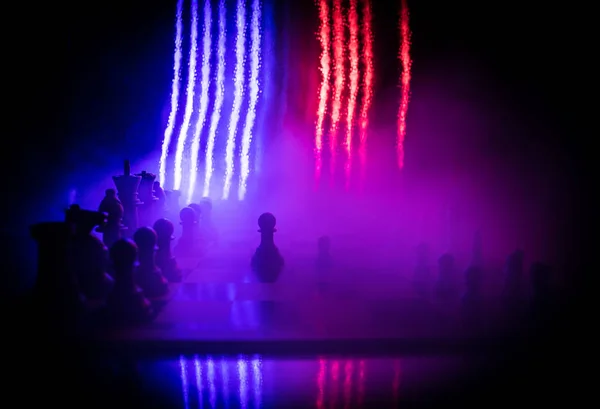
[170,356,467,408]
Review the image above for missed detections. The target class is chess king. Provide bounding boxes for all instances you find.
[251,212,284,283]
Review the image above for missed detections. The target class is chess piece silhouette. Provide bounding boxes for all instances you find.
[153,181,166,218]
[30,221,85,327]
[97,188,125,249]
[174,206,199,257]
[199,197,218,247]
[251,212,284,283]
[413,242,431,298]
[460,265,485,332]
[66,204,114,300]
[112,160,142,237]
[434,253,458,301]
[133,227,169,298]
[136,171,158,227]
[153,218,183,282]
[106,239,153,324]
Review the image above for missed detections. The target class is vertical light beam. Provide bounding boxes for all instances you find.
[252,356,262,409]
[397,0,412,169]
[194,356,203,409]
[330,0,345,180]
[223,0,247,199]
[238,0,262,200]
[187,0,212,203]
[238,357,248,409]
[203,0,227,198]
[358,0,374,191]
[344,0,359,190]
[343,360,353,409]
[180,356,190,409]
[314,0,331,185]
[159,0,184,188]
[330,360,340,409]
[173,0,199,191]
[316,358,326,409]
[207,356,216,408]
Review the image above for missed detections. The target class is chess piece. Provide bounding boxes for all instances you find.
[66,204,114,300]
[153,218,182,282]
[434,253,458,301]
[174,206,199,257]
[97,188,125,249]
[153,181,166,218]
[199,197,218,247]
[112,159,142,236]
[133,227,169,298]
[106,239,153,324]
[30,221,85,327]
[460,265,485,331]
[413,242,431,298]
[251,212,284,283]
[136,170,158,227]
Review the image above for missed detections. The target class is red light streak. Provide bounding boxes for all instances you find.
[397,0,412,169]
[345,0,359,190]
[315,0,331,185]
[330,0,345,180]
[358,0,374,191]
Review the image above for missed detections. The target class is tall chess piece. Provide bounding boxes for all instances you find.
[136,170,158,227]
[97,188,125,248]
[66,204,114,300]
[251,212,284,283]
[133,227,169,298]
[174,206,199,257]
[113,160,142,237]
[30,221,84,328]
[153,218,182,282]
[413,242,431,299]
[153,181,167,219]
[434,253,458,302]
[460,265,485,332]
[106,239,153,324]
[199,197,218,247]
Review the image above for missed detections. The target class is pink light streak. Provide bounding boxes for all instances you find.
[159,0,184,188]
[359,0,374,191]
[343,360,353,409]
[314,0,331,185]
[173,0,199,191]
[345,0,359,190]
[203,0,226,198]
[330,0,345,179]
[317,358,326,409]
[397,0,412,169]
[187,0,212,203]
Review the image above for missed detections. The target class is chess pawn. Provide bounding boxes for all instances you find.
[251,212,284,283]
[133,227,169,298]
[174,206,198,257]
[65,204,114,300]
[460,265,485,331]
[97,188,125,251]
[153,218,182,282]
[434,253,458,301]
[413,242,431,298]
[199,197,218,247]
[106,239,153,324]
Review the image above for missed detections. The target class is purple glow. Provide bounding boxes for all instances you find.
[238,0,262,200]
[222,0,247,199]
[221,358,230,407]
[159,0,184,188]
[252,356,262,409]
[173,0,199,191]
[187,0,213,203]
[203,0,227,198]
